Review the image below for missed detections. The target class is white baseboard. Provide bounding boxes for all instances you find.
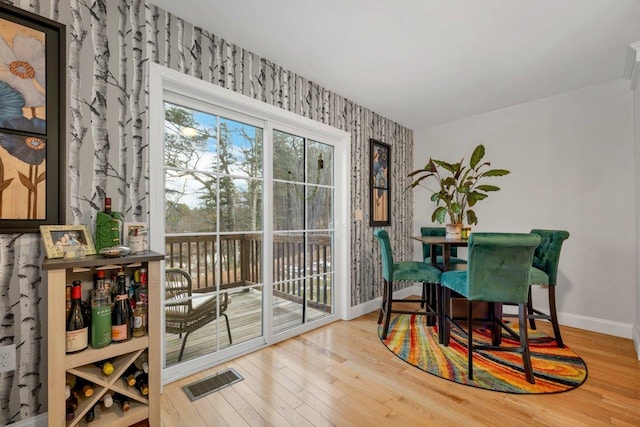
[346,284,422,320]
[347,288,636,342]
[558,312,633,339]
[12,413,46,427]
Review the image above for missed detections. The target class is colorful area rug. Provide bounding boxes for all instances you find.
[379,313,587,394]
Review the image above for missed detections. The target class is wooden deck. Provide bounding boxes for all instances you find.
[165,288,330,366]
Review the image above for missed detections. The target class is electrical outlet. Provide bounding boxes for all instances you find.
[0,344,16,373]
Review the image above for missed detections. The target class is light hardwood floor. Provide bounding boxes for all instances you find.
[161,304,640,426]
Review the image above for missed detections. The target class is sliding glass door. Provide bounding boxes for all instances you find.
[272,130,334,333]
[163,100,264,367]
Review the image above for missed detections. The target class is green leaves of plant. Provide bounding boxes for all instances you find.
[408,143,509,225]
[482,169,510,177]
[470,145,485,169]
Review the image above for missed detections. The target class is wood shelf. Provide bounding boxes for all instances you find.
[46,252,162,427]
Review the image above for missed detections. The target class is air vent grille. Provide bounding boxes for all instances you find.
[182,368,244,401]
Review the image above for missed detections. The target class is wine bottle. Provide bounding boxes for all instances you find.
[134,372,149,396]
[85,404,96,422]
[94,359,114,376]
[134,351,149,374]
[120,364,139,387]
[113,393,130,412]
[111,271,132,343]
[100,392,113,409]
[65,395,78,421]
[66,281,88,353]
[72,377,94,398]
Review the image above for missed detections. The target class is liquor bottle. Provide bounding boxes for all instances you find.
[113,393,130,412]
[66,281,88,353]
[65,284,72,316]
[132,301,147,337]
[72,377,94,398]
[90,287,112,349]
[112,271,132,343]
[100,392,113,409]
[85,404,96,422]
[120,364,139,387]
[137,268,148,306]
[94,359,114,376]
[134,372,149,396]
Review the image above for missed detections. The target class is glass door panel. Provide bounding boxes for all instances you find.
[163,101,264,367]
[272,131,334,334]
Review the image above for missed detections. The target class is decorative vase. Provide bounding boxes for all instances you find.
[445,223,462,240]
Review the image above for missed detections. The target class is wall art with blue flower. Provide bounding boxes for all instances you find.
[370,139,391,226]
[0,11,60,226]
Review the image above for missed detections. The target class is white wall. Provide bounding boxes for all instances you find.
[413,79,635,338]
[634,82,640,356]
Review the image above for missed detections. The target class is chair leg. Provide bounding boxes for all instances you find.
[527,288,536,330]
[178,331,191,362]
[425,283,436,326]
[467,300,474,381]
[421,282,427,309]
[518,302,535,384]
[490,302,501,346]
[441,287,451,345]
[381,279,394,339]
[378,279,388,324]
[223,313,232,344]
[548,286,564,348]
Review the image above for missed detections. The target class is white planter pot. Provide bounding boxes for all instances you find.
[445,223,462,240]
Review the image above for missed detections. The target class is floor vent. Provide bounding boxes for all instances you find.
[183,368,244,401]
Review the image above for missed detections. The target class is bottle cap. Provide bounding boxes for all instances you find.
[102,393,113,408]
[102,361,114,375]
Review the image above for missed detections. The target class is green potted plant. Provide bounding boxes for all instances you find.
[408,144,510,238]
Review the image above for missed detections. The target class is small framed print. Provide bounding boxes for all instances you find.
[40,224,96,259]
[370,139,390,226]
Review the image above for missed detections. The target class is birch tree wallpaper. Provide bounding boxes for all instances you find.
[0,0,414,422]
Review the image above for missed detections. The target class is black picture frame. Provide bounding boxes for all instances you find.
[0,3,65,232]
[370,139,390,226]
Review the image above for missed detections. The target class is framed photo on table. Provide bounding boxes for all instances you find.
[40,224,96,259]
[0,3,66,232]
[370,139,391,226]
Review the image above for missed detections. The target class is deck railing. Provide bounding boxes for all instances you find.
[165,233,332,312]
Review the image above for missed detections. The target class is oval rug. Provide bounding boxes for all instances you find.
[379,313,588,394]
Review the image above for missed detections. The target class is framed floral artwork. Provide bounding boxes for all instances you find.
[370,139,391,226]
[0,3,65,232]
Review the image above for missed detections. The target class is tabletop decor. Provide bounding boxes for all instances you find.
[370,139,390,226]
[40,224,96,259]
[408,144,509,238]
[380,314,587,394]
[0,3,65,232]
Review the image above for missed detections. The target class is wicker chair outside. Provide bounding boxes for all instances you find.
[165,268,232,362]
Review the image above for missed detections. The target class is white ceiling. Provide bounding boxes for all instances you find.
[151,0,640,130]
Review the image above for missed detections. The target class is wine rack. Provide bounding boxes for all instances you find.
[43,252,163,426]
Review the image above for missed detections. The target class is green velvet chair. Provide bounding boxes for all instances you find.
[440,232,540,384]
[374,229,442,339]
[528,229,570,347]
[420,226,468,269]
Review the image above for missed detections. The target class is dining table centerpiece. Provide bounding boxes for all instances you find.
[408,144,510,239]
